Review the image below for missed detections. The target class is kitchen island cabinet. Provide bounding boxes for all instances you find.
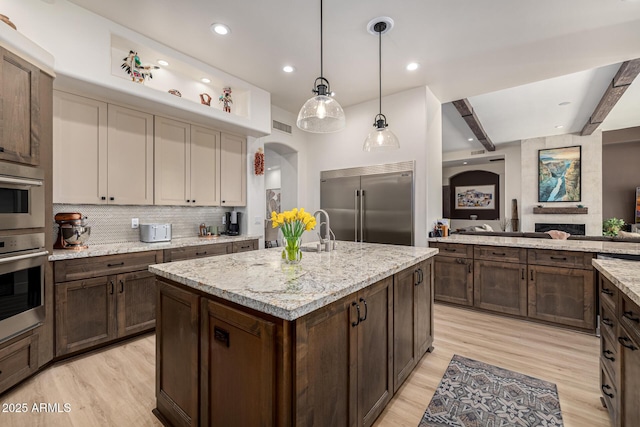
[149,241,437,427]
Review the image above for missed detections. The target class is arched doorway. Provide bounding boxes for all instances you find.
[264,142,298,246]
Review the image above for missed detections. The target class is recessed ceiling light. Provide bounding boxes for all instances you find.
[406,62,419,71]
[211,23,230,35]
[463,161,468,165]
[468,138,474,141]
[201,78,211,84]
[283,65,295,73]
[157,59,169,66]
[558,101,571,106]
[555,125,564,129]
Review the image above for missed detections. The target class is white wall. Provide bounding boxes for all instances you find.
[520,132,603,235]
[304,86,442,247]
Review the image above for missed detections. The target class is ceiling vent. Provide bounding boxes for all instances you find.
[272,120,292,134]
[470,149,486,155]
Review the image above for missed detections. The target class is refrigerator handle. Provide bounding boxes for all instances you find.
[360,190,365,242]
[354,190,359,242]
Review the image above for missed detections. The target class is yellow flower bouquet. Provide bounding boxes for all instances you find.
[271,208,316,264]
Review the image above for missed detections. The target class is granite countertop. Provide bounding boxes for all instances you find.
[592,259,640,306]
[149,241,438,321]
[49,234,261,261]
[428,234,640,255]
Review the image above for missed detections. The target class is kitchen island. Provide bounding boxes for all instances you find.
[149,241,437,427]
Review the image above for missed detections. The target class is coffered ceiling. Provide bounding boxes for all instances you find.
[67,0,640,149]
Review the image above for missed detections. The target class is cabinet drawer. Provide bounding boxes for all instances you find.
[527,249,593,269]
[232,240,258,253]
[619,293,640,344]
[600,302,617,342]
[601,331,619,383]
[165,243,231,262]
[599,274,618,311]
[0,334,38,394]
[474,245,526,263]
[55,251,162,282]
[600,361,618,426]
[430,242,472,258]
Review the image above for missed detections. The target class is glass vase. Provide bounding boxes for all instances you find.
[282,236,302,264]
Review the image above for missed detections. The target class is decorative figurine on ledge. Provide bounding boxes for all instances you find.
[168,89,182,97]
[200,93,212,106]
[219,87,233,113]
[121,50,159,83]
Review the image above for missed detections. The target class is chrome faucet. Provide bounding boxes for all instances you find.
[314,209,333,252]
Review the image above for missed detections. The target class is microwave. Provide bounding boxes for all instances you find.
[0,162,44,230]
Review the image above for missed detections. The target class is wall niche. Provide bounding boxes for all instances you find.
[448,170,500,220]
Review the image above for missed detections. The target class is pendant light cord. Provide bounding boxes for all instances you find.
[320,0,323,78]
[378,27,382,115]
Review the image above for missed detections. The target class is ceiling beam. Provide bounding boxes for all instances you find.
[452,98,496,152]
[581,58,640,136]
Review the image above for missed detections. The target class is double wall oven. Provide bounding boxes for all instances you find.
[0,163,46,342]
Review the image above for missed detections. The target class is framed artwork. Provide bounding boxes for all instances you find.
[538,145,581,202]
[266,188,281,217]
[455,185,495,210]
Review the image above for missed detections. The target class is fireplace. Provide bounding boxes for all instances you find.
[535,223,585,235]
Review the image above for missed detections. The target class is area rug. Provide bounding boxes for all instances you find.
[419,355,563,427]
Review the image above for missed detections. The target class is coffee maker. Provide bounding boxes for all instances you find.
[225,211,241,235]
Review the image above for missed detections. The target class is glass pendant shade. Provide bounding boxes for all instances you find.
[297,94,346,133]
[363,115,400,151]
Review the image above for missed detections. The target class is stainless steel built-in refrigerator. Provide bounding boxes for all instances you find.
[320,162,414,245]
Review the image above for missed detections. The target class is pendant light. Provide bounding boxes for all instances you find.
[296,0,346,133]
[363,20,399,151]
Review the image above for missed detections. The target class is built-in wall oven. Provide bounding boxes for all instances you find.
[0,162,44,230]
[0,233,47,342]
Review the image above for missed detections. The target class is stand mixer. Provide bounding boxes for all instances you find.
[54,212,91,249]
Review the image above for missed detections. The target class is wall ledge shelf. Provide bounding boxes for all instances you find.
[533,207,588,214]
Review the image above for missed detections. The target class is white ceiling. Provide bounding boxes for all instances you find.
[67,0,640,151]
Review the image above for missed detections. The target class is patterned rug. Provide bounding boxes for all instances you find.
[419,355,563,427]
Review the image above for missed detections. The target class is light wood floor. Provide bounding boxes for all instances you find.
[1,304,609,426]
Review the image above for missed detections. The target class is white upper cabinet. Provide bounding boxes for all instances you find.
[220,133,247,207]
[190,125,221,206]
[154,116,190,206]
[53,91,154,205]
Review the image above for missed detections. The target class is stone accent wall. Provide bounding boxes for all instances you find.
[520,132,602,235]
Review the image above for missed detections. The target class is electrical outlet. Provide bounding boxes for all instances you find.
[131,218,139,229]
[254,216,261,225]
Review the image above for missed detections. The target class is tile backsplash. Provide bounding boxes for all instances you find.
[53,204,232,245]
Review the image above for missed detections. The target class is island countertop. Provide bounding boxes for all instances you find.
[428,234,640,255]
[592,258,640,306]
[149,241,437,321]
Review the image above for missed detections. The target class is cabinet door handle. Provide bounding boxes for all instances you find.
[109,197,115,201]
[521,268,525,280]
[101,196,106,200]
[530,270,534,281]
[192,200,196,203]
[186,200,191,203]
[623,311,640,323]
[619,336,639,351]
[550,256,567,261]
[352,302,361,327]
[359,297,368,322]
[491,252,506,256]
[444,248,457,252]
[196,251,208,256]
[468,263,472,274]
[602,349,615,361]
[119,280,124,293]
[109,281,114,295]
[602,318,614,327]
[601,288,614,296]
[601,384,614,398]
[107,262,124,267]
[414,269,420,286]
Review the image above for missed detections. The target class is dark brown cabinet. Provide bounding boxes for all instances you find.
[54,251,162,356]
[393,259,433,392]
[200,299,275,426]
[0,47,41,166]
[295,276,393,427]
[432,243,473,306]
[473,246,527,317]
[164,242,231,262]
[598,272,640,427]
[0,333,39,394]
[156,280,200,427]
[232,239,259,253]
[527,264,594,330]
